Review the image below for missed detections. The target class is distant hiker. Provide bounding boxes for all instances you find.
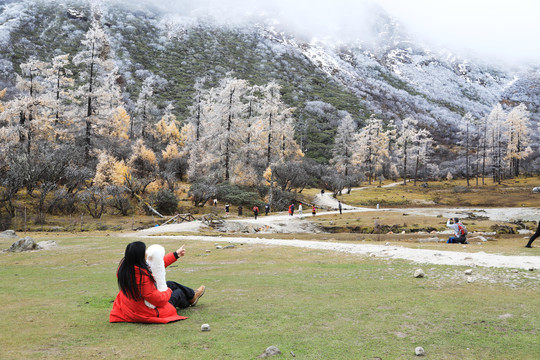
[290,203,295,216]
[253,205,259,220]
[213,198,217,207]
[265,203,270,216]
[338,201,342,215]
[298,203,303,216]
[446,218,468,244]
[225,204,230,216]
[312,205,317,216]
[525,220,540,248]
[321,189,325,195]
[238,205,243,216]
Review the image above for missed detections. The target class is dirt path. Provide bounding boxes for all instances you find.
[137,233,540,270]
[130,204,539,270]
[128,183,538,270]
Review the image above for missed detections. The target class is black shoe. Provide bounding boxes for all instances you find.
[525,245,532,248]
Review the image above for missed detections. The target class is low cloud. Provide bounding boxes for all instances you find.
[115,0,540,64]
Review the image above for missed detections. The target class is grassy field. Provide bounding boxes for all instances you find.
[331,177,540,208]
[1,233,539,359]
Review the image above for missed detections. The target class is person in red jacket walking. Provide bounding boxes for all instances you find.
[110,241,205,324]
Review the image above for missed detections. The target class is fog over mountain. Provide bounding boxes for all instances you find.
[105,0,540,64]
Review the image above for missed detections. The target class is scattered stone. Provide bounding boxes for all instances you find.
[206,250,211,253]
[418,237,440,243]
[464,269,473,275]
[215,245,223,249]
[223,244,235,249]
[201,323,210,331]
[467,276,474,283]
[258,346,281,358]
[385,242,390,246]
[415,346,425,356]
[532,187,540,193]
[498,313,513,319]
[7,237,40,252]
[528,267,535,272]
[37,240,57,250]
[414,269,425,278]
[511,269,519,273]
[0,230,18,238]
[369,253,376,257]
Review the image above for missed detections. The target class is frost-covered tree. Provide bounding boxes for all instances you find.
[486,103,506,183]
[260,81,297,168]
[201,76,249,181]
[396,117,422,185]
[457,112,475,186]
[355,115,390,184]
[73,18,119,160]
[12,57,48,153]
[330,113,357,177]
[411,128,433,185]
[135,75,157,140]
[43,54,74,130]
[505,103,531,177]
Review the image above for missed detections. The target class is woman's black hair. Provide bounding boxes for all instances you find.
[117,241,155,300]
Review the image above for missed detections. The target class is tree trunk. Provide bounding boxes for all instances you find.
[414,155,419,186]
[402,141,408,185]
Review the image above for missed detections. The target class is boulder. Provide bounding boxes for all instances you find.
[37,240,58,250]
[414,269,425,278]
[258,346,281,358]
[532,187,540,193]
[415,347,425,356]
[7,237,40,252]
[0,230,18,238]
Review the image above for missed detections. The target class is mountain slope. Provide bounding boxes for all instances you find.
[0,0,538,164]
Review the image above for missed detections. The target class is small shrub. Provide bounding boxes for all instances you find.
[152,189,179,215]
[216,183,264,207]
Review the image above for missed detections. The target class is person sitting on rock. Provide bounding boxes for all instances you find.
[446,218,468,244]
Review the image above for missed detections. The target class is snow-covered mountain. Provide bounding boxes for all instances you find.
[0,0,538,161]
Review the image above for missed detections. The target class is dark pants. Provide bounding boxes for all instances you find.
[167,281,195,309]
[447,236,467,244]
[526,221,540,247]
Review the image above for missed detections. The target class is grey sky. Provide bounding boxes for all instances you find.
[141,0,540,64]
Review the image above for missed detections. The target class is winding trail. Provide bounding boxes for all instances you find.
[137,233,540,270]
[126,183,539,270]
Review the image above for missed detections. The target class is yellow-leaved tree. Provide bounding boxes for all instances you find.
[109,107,131,140]
[124,139,159,195]
[94,150,128,187]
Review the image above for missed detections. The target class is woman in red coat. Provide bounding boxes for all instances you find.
[110,241,205,324]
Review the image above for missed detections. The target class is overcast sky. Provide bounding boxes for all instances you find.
[143,0,540,64]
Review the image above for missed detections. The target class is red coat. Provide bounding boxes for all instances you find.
[109,252,188,324]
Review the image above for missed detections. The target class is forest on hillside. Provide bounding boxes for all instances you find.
[0,5,538,230]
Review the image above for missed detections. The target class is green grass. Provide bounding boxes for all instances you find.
[1,234,539,359]
[328,177,540,208]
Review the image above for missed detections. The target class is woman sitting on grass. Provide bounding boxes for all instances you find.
[110,241,205,324]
